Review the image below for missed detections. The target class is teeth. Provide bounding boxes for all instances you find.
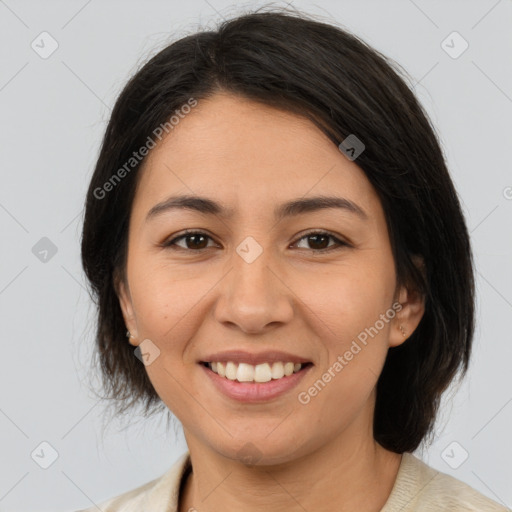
[271,362,285,379]
[254,363,272,382]
[284,362,294,376]
[237,362,255,382]
[207,361,306,383]
[225,361,237,380]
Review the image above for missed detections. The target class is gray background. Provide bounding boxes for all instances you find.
[0,0,511,510]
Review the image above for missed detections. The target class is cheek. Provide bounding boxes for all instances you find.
[296,258,394,337]
[298,300,391,424]
[128,259,209,337]
[296,259,394,394]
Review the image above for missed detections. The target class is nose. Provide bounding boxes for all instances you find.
[213,245,294,334]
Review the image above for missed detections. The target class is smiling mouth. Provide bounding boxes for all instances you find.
[200,361,313,383]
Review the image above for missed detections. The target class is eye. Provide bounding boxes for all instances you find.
[162,229,349,253]
[293,230,348,252]
[162,230,217,251]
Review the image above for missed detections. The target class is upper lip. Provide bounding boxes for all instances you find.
[199,350,312,366]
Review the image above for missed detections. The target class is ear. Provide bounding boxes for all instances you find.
[114,272,140,347]
[389,255,426,348]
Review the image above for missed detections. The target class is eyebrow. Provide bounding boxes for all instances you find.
[145,194,368,223]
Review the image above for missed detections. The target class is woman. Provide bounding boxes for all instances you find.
[78,7,507,512]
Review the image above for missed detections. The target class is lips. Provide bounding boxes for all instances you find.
[201,361,313,402]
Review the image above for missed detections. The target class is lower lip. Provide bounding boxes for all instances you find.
[200,363,313,403]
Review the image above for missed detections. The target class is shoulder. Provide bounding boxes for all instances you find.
[74,451,191,512]
[382,452,509,512]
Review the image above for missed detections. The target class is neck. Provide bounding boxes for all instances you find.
[179,424,402,512]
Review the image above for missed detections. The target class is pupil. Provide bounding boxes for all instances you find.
[189,234,206,249]
[310,234,328,249]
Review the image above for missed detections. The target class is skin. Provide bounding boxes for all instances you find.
[116,92,425,512]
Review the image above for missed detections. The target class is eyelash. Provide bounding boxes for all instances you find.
[162,229,349,253]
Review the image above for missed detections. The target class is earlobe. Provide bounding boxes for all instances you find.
[389,275,426,348]
[389,316,409,348]
[115,275,139,345]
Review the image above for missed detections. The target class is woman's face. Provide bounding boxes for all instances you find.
[117,92,424,464]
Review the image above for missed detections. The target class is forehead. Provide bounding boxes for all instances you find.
[131,93,382,223]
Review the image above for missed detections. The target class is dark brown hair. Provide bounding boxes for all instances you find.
[81,6,475,453]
